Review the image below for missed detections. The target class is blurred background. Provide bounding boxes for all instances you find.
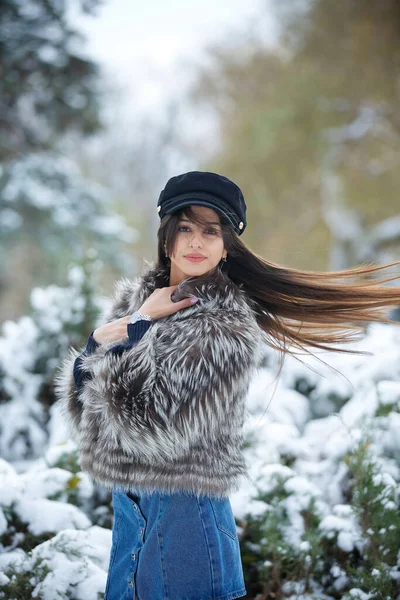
[2,0,400,323]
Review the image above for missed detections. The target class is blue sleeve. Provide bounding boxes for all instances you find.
[104,321,153,356]
[73,321,153,395]
[85,330,100,355]
[72,330,99,396]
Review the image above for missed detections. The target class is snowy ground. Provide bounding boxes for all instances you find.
[0,322,399,599]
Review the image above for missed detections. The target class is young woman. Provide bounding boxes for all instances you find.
[55,171,400,600]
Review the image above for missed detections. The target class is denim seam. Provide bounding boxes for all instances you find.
[209,498,237,540]
[196,496,217,599]
[156,494,170,599]
[104,510,124,600]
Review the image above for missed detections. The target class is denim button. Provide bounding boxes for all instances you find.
[128,581,134,588]
[139,528,143,536]
[131,553,136,560]
[133,505,138,510]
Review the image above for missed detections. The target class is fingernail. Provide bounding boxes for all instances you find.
[191,297,199,303]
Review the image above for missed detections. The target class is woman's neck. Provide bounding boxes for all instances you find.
[169,262,189,286]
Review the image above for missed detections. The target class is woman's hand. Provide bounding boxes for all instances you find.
[138,285,198,320]
[93,285,198,343]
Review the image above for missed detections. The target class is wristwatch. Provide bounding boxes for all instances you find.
[129,311,154,324]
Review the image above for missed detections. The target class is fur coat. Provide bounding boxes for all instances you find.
[54,261,264,499]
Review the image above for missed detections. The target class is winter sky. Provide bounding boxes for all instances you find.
[75,0,278,123]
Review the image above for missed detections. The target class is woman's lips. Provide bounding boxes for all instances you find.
[185,256,206,262]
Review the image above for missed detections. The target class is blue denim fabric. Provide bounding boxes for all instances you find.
[104,487,247,600]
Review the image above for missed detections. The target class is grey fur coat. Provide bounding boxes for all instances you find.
[54,261,264,499]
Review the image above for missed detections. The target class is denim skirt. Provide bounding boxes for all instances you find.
[103,486,247,600]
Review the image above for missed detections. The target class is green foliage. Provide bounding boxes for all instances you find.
[51,448,82,476]
[0,558,51,600]
[46,472,84,507]
[344,440,400,598]
[1,505,54,553]
[45,447,113,527]
[241,476,326,598]
[0,549,105,600]
[294,377,317,398]
[375,403,396,418]
[240,434,400,599]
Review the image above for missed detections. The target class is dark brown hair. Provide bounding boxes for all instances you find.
[157,206,400,368]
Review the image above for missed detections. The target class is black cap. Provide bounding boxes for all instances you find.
[157,171,247,235]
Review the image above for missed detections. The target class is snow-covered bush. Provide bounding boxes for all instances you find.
[0,254,105,461]
[0,526,111,600]
[0,152,134,243]
[0,440,113,600]
[1,315,400,599]
[0,152,136,274]
[233,322,400,599]
[0,442,113,551]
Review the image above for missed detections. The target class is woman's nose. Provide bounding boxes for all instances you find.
[188,233,203,247]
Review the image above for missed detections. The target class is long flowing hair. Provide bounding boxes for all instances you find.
[157,206,400,370]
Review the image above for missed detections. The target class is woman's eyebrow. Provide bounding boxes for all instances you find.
[179,218,221,226]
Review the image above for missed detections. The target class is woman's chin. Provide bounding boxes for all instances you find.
[181,260,212,276]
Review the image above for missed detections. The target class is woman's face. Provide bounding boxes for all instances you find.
[168,205,226,283]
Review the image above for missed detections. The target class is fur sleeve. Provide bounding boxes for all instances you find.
[66,308,263,462]
[53,339,119,443]
[53,277,141,442]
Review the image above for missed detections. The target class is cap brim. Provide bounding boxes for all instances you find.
[163,199,237,230]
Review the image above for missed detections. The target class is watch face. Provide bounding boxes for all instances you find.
[130,312,140,324]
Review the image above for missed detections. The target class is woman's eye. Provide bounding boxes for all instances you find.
[178,226,218,235]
